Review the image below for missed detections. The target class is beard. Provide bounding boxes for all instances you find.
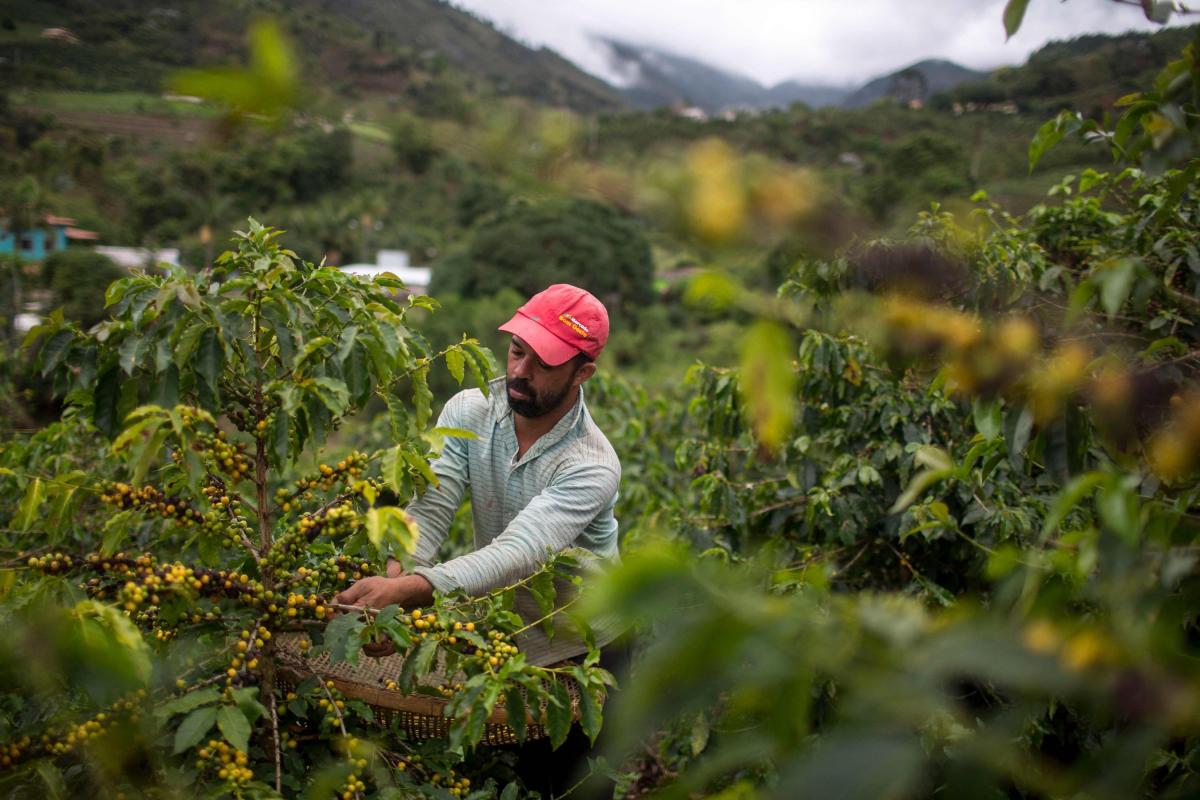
[505,374,574,418]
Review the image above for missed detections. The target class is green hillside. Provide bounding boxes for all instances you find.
[937,23,1199,114]
[0,0,622,112]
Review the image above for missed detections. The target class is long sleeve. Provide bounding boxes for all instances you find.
[405,395,471,569]
[412,462,619,595]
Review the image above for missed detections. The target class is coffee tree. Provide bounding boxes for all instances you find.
[0,221,609,798]
[578,34,1200,796]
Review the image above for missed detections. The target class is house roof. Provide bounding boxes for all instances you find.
[44,214,79,226]
[66,227,100,241]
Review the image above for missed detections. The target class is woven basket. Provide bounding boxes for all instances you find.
[275,632,582,745]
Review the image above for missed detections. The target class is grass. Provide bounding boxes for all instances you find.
[347,121,391,143]
[11,90,219,117]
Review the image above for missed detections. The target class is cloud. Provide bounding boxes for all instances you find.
[450,0,1185,87]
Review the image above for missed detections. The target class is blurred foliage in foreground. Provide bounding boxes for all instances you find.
[570,27,1200,798]
[2,3,1200,799]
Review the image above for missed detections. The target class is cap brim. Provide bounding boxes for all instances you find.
[498,312,580,367]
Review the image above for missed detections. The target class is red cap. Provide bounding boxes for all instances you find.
[498,284,610,367]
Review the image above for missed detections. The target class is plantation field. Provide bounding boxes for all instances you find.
[2,2,1200,799]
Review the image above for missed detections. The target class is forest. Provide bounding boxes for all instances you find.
[2,0,1200,797]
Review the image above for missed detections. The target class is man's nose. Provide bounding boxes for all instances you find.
[510,354,532,379]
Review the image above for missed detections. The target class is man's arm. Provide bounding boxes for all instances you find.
[406,396,473,570]
[413,462,619,596]
[334,394,473,609]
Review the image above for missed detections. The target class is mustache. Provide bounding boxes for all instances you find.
[508,377,534,395]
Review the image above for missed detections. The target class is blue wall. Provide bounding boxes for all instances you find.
[0,227,56,261]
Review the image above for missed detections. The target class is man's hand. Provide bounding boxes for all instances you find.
[333,574,434,610]
[333,574,435,658]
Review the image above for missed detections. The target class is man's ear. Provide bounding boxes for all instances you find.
[572,361,597,387]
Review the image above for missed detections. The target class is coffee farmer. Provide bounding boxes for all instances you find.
[335,284,622,665]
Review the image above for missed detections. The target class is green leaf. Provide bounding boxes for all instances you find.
[445,347,466,385]
[173,706,218,753]
[1142,0,1174,23]
[402,449,439,489]
[914,445,954,473]
[216,705,252,753]
[322,611,365,664]
[101,510,136,556]
[36,762,66,796]
[271,409,290,467]
[118,335,146,376]
[504,686,527,743]
[230,687,268,724]
[311,377,350,416]
[39,329,75,377]
[174,321,207,369]
[196,328,223,391]
[13,478,44,531]
[129,428,169,486]
[384,393,409,440]
[294,336,333,372]
[336,325,359,364]
[155,688,221,721]
[93,367,121,438]
[1004,406,1035,470]
[529,569,557,635]
[380,445,406,495]
[105,278,133,308]
[365,506,419,555]
[1040,471,1108,541]
[1029,112,1076,171]
[1099,257,1138,319]
[175,282,202,308]
[1003,0,1030,39]
[431,426,476,440]
[1098,481,1140,544]
[738,321,796,452]
[36,761,66,800]
[112,413,166,453]
[463,342,493,394]
[973,399,1003,440]
[344,345,370,407]
[572,668,603,744]
[889,468,952,514]
[398,638,439,692]
[412,365,433,429]
[545,679,573,750]
[45,472,86,539]
[421,426,476,457]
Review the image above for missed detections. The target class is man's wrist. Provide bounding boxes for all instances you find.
[396,573,434,606]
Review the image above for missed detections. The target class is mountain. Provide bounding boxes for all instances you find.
[938,24,1199,114]
[842,59,988,108]
[599,38,849,112]
[0,0,623,113]
[764,80,853,109]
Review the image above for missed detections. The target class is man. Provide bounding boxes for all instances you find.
[334,283,622,665]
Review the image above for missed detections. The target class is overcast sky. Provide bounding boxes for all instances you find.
[450,0,1187,87]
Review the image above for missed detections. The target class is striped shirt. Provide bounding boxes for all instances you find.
[408,376,622,664]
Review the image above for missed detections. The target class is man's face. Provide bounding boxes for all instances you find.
[505,336,586,418]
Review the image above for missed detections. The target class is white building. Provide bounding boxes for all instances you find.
[340,250,431,294]
[94,246,181,271]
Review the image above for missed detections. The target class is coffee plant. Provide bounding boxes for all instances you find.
[0,221,610,798]
[575,40,1200,799]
